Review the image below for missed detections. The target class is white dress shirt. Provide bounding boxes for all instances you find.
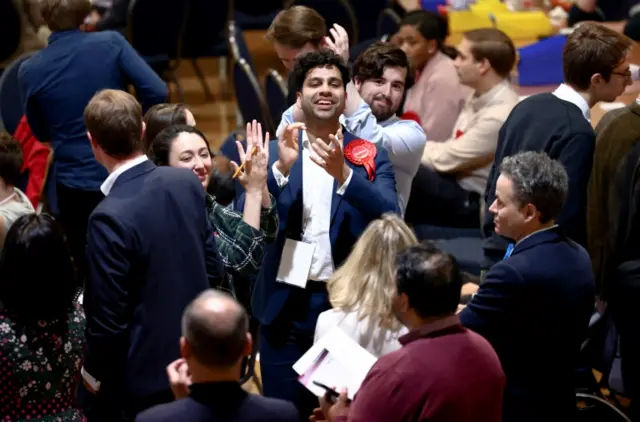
[277,101,423,213]
[272,131,352,281]
[100,155,149,196]
[552,83,591,122]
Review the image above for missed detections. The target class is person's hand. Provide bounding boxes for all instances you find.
[462,282,479,296]
[324,24,350,63]
[166,358,192,400]
[275,122,305,176]
[83,378,97,395]
[320,389,351,422]
[80,10,100,31]
[309,130,350,185]
[309,407,326,422]
[230,120,269,194]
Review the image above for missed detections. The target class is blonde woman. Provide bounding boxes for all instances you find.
[314,214,417,358]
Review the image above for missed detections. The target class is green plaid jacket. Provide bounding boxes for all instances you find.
[206,193,278,280]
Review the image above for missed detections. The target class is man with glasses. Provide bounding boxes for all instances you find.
[481,22,633,276]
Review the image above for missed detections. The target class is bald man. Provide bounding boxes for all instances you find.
[136,290,299,422]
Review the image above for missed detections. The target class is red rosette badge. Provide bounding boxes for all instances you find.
[344,140,377,181]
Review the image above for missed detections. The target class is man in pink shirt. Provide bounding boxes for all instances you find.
[395,11,470,142]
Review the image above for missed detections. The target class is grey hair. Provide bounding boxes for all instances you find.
[499,151,568,223]
[181,289,249,368]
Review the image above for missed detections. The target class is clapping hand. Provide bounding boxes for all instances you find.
[275,122,305,176]
[309,130,350,185]
[230,120,269,195]
[324,24,350,63]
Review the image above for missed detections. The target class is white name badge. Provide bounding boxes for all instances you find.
[277,238,315,289]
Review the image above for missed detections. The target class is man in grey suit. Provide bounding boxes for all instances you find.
[136,290,299,422]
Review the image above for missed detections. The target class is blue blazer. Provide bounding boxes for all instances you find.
[135,382,299,422]
[237,130,400,325]
[460,227,595,422]
[84,160,224,399]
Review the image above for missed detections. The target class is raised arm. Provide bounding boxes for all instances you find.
[116,33,168,111]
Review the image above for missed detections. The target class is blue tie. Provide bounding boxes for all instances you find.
[503,243,514,260]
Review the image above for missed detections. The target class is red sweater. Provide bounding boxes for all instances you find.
[335,316,505,422]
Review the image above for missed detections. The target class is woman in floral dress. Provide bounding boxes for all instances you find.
[0,214,85,421]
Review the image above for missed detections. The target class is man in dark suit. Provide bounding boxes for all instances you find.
[80,89,225,422]
[236,49,400,420]
[481,23,632,273]
[136,289,299,422]
[460,152,595,422]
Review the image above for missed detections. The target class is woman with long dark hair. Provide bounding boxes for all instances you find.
[0,213,85,421]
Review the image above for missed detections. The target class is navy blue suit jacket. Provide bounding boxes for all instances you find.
[135,382,299,422]
[460,227,595,422]
[237,130,400,325]
[84,160,224,399]
[19,30,167,190]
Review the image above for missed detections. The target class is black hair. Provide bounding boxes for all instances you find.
[0,214,77,322]
[149,124,211,167]
[395,242,462,318]
[290,48,350,94]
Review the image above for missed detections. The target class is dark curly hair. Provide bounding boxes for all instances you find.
[352,41,413,89]
[290,49,350,94]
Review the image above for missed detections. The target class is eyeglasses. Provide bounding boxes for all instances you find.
[612,69,632,79]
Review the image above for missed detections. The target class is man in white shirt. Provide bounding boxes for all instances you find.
[406,28,519,229]
[79,89,224,422]
[237,49,399,420]
[277,41,425,213]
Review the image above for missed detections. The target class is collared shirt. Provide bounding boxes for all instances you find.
[206,193,278,279]
[342,100,425,213]
[272,131,353,281]
[515,224,559,248]
[100,155,148,196]
[553,83,591,121]
[333,315,505,422]
[422,80,519,194]
[276,100,423,213]
[402,51,472,142]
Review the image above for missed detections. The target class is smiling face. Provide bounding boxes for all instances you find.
[297,65,346,122]
[168,132,212,189]
[356,66,407,122]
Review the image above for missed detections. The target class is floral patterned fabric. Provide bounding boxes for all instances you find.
[0,303,86,421]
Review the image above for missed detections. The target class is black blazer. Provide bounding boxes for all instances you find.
[84,160,225,399]
[135,382,299,422]
[460,227,595,422]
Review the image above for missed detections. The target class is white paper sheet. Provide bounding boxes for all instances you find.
[294,327,378,400]
[276,239,315,289]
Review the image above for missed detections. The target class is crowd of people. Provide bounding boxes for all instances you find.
[2,0,640,421]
